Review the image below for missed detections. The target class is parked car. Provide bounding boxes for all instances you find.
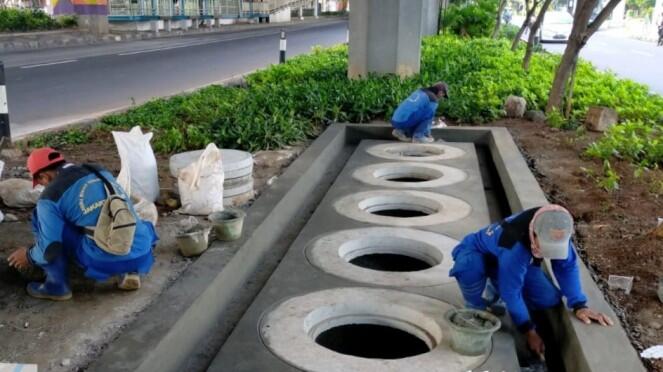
[539,10,574,43]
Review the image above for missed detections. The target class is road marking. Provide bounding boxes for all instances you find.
[630,49,654,57]
[116,29,287,56]
[20,60,78,69]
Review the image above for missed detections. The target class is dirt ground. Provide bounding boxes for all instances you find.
[0,130,304,371]
[497,119,663,372]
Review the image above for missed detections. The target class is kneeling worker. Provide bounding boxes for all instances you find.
[7,148,158,301]
[449,204,613,358]
[391,82,449,143]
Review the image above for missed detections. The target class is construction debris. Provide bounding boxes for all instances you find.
[607,275,634,295]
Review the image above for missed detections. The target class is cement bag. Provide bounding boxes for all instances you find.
[0,179,42,208]
[112,126,159,202]
[177,143,224,215]
[132,196,159,227]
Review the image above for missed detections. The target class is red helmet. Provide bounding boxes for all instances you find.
[27,147,65,187]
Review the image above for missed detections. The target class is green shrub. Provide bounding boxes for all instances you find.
[442,0,499,37]
[56,15,78,28]
[0,8,63,32]
[586,121,663,168]
[498,24,520,40]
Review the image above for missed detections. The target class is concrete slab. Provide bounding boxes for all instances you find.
[208,138,516,371]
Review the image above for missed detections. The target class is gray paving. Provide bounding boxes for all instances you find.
[208,139,519,371]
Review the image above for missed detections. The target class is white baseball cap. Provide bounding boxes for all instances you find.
[532,207,573,260]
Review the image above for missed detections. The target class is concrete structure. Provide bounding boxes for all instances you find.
[421,0,440,36]
[348,0,424,78]
[89,124,645,372]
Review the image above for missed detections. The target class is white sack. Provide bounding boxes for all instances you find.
[177,143,224,215]
[112,126,159,202]
[132,196,159,227]
[0,179,42,208]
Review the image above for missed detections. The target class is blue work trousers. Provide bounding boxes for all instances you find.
[391,117,433,139]
[449,245,562,312]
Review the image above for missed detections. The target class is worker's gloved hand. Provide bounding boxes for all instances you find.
[526,329,545,360]
[8,247,31,271]
[575,307,614,326]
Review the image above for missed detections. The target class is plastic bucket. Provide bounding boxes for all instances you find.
[444,308,501,356]
[176,227,211,257]
[209,208,246,241]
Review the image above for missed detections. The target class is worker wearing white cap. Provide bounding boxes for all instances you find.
[449,205,613,359]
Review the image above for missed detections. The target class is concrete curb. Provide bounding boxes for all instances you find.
[0,16,346,53]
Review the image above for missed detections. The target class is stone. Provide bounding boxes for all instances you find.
[253,150,297,169]
[61,358,71,367]
[0,148,23,160]
[585,106,618,132]
[504,96,527,118]
[658,277,663,303]
[524,110,546,123]
[650,321,662,330]
[3,213,18,222]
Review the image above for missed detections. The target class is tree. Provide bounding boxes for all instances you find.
[546,0,623,113]
[522,0,553,70]
[511,0,540,50]
[492,0,508,37]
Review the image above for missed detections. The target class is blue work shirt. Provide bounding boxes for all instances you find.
[455,209,587,330]
[391,89,438,128]
[28,164,157,280]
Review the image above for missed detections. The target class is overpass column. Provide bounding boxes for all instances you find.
[314,0,318,18]
[421,0,440,36]
[348,0,424,79]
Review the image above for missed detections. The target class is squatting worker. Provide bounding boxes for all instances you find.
[7,148,158,301]
[449,204,613,358]
[390,81,449,143]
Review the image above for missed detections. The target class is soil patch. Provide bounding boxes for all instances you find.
[495,119,663,371]
[0,130,305,371]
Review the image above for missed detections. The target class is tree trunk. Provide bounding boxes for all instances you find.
[512,0,538,51]
[546,0,622,113]
[523,0,553,70]
[564,58,579,117]
[492,0,508,38]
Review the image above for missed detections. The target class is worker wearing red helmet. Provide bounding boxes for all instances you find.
[7,148,158,300]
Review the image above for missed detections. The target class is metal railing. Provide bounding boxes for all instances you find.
[109,0,313,19]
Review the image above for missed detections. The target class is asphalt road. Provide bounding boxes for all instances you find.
[542,30,663,95]
[3,19,348,138]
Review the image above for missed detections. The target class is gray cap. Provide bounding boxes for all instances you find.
[532,208,573,260]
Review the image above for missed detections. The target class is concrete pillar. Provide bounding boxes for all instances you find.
[421,0,440,36]
[164,19,173,32]
[150,20,160,33]
[314,0,318,18]
[299,6,303,20]
[348,0,424,79]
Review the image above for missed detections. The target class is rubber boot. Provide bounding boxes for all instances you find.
[27,254,72,301]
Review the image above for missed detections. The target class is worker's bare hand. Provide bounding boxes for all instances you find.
[575,308,614,326]
[526,329,545,359]
[7,247,30,271]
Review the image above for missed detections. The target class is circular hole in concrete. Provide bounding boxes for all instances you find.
[358,196,437,218]
[314,323,430,359]
[349,253,432,272]
[366,143,466,162]
[307,228,458,287]
[354,163,468,189]
[261,288,488,372]
[335,190,472,227]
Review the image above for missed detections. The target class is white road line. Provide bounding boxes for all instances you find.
[117,30,279,56]
[20,60,78,69]
[631,49,654,57]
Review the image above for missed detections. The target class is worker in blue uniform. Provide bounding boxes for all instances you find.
[7,148,158,301]
[391,82,449,143]
[449,204,613,358]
